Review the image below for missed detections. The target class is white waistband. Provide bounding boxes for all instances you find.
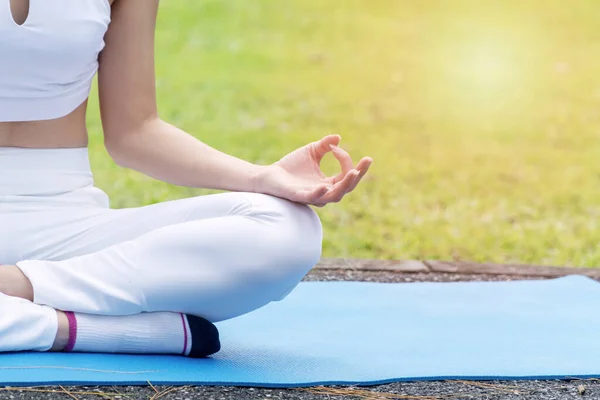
[0,147,94,196]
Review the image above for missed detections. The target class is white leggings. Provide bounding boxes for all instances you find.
[0,147,322,351]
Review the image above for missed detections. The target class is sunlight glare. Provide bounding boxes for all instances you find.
[467,49,514,90]
[438,37,533,115]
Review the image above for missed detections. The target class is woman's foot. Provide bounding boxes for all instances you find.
[185,315,222,358]
[53,311,220,357]
[1,266,220,357]
[0,265,33,301]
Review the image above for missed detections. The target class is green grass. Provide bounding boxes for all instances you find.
[86,0,600,267]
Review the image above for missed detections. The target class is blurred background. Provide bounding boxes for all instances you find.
[87,0,600,267]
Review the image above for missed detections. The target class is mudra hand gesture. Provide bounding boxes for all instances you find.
[256,134,373,207]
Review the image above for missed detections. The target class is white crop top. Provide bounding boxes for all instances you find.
[0,0,111,122]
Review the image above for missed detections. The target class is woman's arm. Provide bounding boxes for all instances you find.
[98,0,372,203]
[98,0,264,192]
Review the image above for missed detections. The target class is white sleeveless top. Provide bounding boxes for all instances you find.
[0,0,111,122]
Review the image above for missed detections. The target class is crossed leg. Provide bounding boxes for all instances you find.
[0,191,323,354]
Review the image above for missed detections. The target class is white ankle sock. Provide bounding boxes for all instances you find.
[64,311,192,356]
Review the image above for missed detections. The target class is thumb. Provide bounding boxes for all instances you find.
[311,134,342,163]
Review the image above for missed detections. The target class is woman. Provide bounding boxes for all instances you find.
[0,0,372,357]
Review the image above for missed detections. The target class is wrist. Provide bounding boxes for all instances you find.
[250,164,276,195]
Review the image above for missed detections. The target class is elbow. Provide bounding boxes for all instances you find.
[104,135,131,168]
[102,116,159,168]
[104,131,145,170]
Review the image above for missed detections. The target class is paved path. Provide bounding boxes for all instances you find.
[1,259,597,400]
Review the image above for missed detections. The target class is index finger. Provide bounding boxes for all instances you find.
[329,145,354,183]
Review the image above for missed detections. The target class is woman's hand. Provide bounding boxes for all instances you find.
[254,135,372,207]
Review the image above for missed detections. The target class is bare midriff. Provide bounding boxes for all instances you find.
[0,101,89,148]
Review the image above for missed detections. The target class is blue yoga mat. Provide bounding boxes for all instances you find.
[1,276,600,387]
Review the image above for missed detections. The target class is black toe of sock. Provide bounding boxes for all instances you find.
[186,315,221,358]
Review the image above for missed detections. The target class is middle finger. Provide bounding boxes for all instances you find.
[345,157,372,193]
[318,168,359,204]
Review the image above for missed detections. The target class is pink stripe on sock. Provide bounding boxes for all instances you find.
[180,313,188,356]
[63,312,78,352]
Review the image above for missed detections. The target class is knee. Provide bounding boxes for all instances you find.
[285,201,323,269]
[241,193,323,273]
